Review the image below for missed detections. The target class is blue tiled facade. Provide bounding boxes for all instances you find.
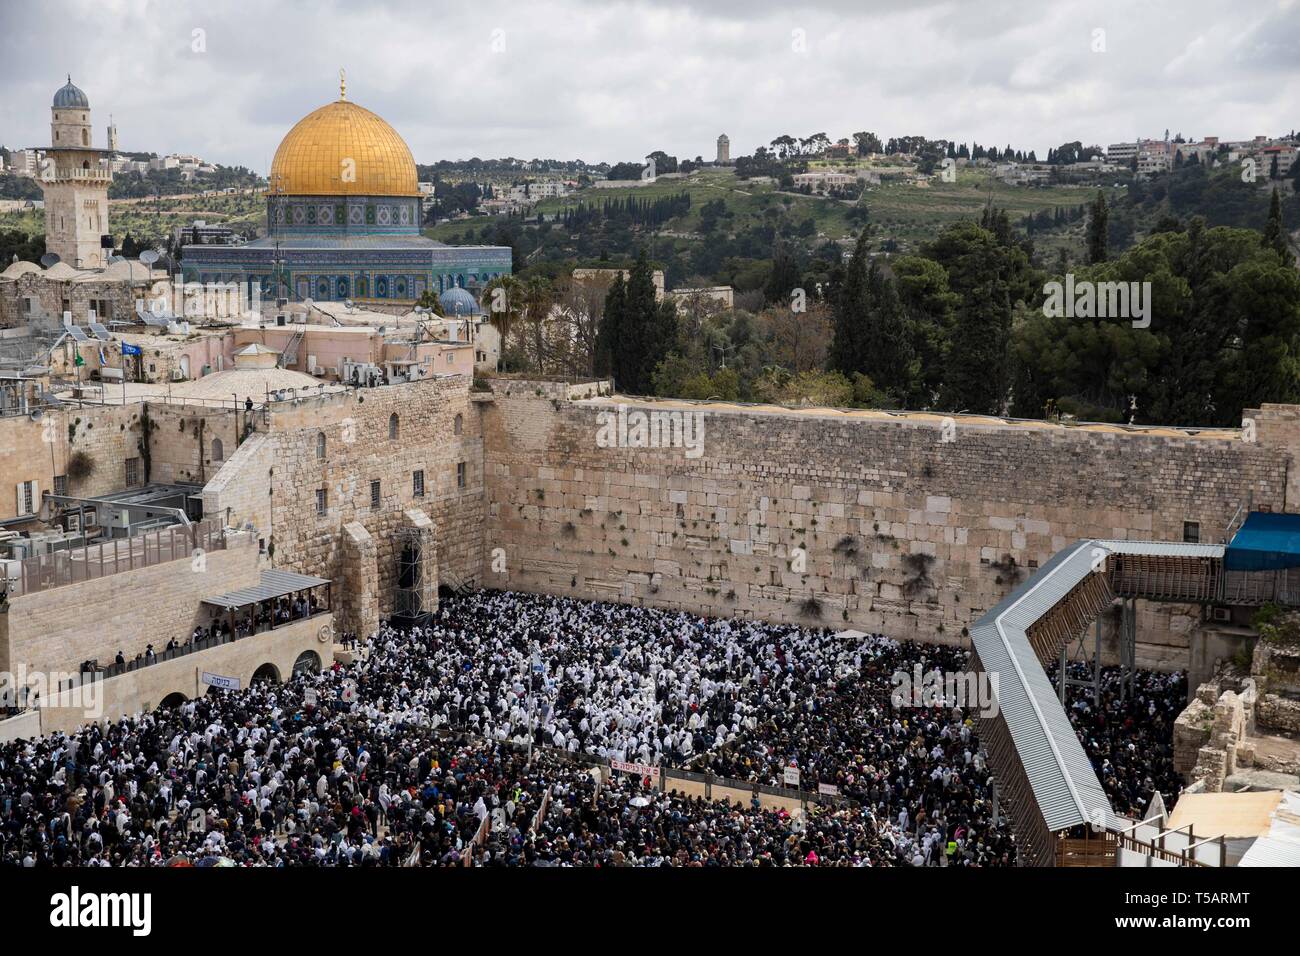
[182,192,511,304]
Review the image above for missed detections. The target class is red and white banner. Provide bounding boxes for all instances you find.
[610,758,660,782]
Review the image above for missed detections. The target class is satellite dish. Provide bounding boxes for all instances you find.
[303,297,314,309]
[29,409,44,422]
[344,299,355,311]
[40,253,61,268]
[140,250,160,266]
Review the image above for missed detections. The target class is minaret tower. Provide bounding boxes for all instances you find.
[40,76,113,268]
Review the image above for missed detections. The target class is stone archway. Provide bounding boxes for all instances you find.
[159,691,187,709]
[292,650,322,677]
[251,662,280,684]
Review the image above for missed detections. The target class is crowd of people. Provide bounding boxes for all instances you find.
[1053,662,1187,820]
[0,589,1186,867]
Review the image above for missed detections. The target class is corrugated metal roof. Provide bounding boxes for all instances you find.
[203,569,331,610]
[1093,539,1225,559]
[972,538,1224,834]
[1237,835,1300,867]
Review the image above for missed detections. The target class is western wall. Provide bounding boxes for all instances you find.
[11,374,1300,680]
[478,382,1300,672]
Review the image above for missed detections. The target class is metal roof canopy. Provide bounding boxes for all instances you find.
[1238,834,1300,867]
[203,569,331,611]
[1225,512,1300,571]
[971,538,1228,837]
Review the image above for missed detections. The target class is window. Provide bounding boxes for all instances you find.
[53,474,67,496]
[1183,521,1201,544]
[413,469,425,498]
[389,413,399,440]
[370,479,381,508]
[316,488,327,516]
[316,432,326,460]
[457,461,466,489]
[15,480,38,516]
[211,437,224,462]
[125,457,141,487]
[447,353,454,364]
[453,413,463,436]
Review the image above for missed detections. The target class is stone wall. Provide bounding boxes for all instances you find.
[1253,638,1300,734]
[145,402,241,487]
[31,614,331,736]
[201,374,482,633]
[201,431,274,544]
[0,531,260,676]
[0,270,165,327]
[480,389,1292,669]
[0,402,147,521]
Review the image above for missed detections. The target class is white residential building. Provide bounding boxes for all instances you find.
[791,171,858,192]
[8,149,43,177]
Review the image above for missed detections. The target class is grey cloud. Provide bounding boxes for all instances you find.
[0,0,1294,169]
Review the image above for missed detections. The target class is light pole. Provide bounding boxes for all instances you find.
[524,643,544,762]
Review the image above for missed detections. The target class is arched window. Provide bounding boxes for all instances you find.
[211,437,224,462]
[453,413,463,436]
[292,650,322,677]
[316,432,326,460]
[389,412,399,440]
[81,128,89,146]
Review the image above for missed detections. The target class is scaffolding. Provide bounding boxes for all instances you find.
[394,527,425,618]
[1054,597,1140,706]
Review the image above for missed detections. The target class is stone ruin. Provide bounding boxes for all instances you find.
[1174,614,1300,792]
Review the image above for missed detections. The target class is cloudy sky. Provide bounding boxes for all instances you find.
[1,0,1296,171]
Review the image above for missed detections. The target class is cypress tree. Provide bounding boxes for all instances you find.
[1086,190,1109,264]
[1263,186,1292,265]
[594,273,625,379]
[829,230,873,377]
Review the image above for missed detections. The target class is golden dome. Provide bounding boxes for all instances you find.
[267,99,418,197]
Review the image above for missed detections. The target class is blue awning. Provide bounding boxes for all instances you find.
[1225,512,1300,571]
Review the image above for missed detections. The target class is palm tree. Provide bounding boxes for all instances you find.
[521,276,556,373]
[481,274,524,340]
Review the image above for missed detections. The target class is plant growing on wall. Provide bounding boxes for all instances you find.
[902,552,937,598]
[66,450,95,484]
[989,553,1023,588]
[799,595,823,619]
[833,535,859,558]
[137,406,156,483]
